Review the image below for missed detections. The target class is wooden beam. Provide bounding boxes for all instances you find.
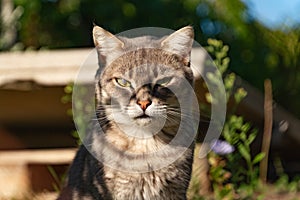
[0,49,93,86]
[0,148,77,164]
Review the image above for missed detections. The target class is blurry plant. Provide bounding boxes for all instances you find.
[47,82,92,193]
[208,140,234,198]
[202,39,265,199]
[61,83,81,145]
[223,116,265,198]
[0,0,23,50]
[46,83,80,193]
[262,28,300,117]
[62,82,95,145]
[274,174,300,194]
[47,166,67,192]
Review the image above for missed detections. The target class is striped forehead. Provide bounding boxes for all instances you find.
[102,48,184,83]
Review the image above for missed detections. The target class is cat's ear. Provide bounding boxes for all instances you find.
[93,26,124,66]
[161,26,194,64]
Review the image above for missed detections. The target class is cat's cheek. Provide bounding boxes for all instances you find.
[104,86,131,105]
[101,90,110,101]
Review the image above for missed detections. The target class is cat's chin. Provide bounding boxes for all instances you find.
[134,117,152,126]
[133,114,152,126]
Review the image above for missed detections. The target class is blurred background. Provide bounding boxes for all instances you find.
[1,0,300,116]
[1,0,300,199]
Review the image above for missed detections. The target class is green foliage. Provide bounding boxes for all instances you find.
[8,0,206,49]
[208,154,234,200]
[200,38,299,199]
[205,39,246,104]
[262,28,300,117]
[205,39,230,75]
[203,39,265,200]
[224,116,265,187]
[275,175,300,194]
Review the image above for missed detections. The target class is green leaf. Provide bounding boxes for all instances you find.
[240,132,247,142]
[206,72,220,85]
[234,87,247,103]
[205,46,214,53]
[252,152,265,165]
[223,125,231,143]
[246,131,257,145]
[222,45,229,53]
[64,84,73,94]
[241,123,251,132]
[238,144,251,162]
[47,166,59,183]
[47,165,62,192]
[224,73,235,90]
[205,93,212,103]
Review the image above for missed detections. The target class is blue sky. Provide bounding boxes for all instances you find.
[244,0,300,28]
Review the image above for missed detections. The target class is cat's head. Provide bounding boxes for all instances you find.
[93,26,195,138]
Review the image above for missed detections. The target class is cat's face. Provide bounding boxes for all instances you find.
[93,26,194,137]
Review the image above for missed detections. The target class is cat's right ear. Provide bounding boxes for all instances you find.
[93,26,124,66]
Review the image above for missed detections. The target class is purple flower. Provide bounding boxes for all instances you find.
[210,139,235,155]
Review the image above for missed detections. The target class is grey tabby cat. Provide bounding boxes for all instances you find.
[58,25,198,200]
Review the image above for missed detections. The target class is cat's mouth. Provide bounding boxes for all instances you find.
[134,114,152,126]
[134,114,150,119]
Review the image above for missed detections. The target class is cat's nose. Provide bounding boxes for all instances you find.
[137,100,151,111]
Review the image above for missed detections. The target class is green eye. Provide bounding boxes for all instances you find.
[156,77,172,86]
[115,78,131,87]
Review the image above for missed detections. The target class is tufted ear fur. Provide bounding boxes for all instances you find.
[160,26,194,65]
[93,26,124,66]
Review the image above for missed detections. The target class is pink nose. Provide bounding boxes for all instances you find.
[137,100,151,110]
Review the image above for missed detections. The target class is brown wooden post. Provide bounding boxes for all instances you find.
[260,79,273,183]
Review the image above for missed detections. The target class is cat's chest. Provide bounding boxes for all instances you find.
[103,166,187,200]
[111,171,165,198]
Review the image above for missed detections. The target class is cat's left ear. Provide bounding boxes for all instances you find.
[161,26,194,64]
[93,25,124,66]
